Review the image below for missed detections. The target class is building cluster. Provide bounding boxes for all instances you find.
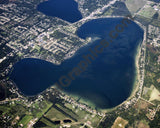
[148,25,160,47]
[0,0,160,127]
[0,0,85,66]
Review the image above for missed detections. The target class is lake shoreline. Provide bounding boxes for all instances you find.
[59,40,143,113]
[100,27,146,113]
[9,17,144,111]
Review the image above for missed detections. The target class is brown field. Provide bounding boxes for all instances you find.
[136,121,150,128]
[135,98,154,110]
[111,117,128,128]
[45,107,70,121]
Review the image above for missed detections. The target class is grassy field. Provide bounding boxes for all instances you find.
[34,100,53,118]
[40,117,60,128]
[143,86,153,100]
[55,103,78,120]
[149,85,160,102]
[45,107,68,121]
[18,115,33,128]
[138,6,157,19]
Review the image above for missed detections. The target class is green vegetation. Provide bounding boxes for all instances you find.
[0,100,53,127]
[50,31,66,39]
[1,0,160,128]
[144,46,160,92]
[34,116,60,128]
[17,52,23,57]
[32,100,53,118]
[34,45,41,52]
[139,7,156,19]
[149,110,160,127]
[55,103,78,120]
[0,105,10,115]
[103,8,114,16]
[45,107,68,121]
[142,87,152,100]
[18,115,33,127]
[40,117,60,128]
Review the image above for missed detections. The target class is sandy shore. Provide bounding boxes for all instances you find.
[101,41,142,113]
[53,18,146,113]
[54,41,143,114]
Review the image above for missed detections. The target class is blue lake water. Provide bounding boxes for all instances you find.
[10,18,144,109]
[37,0,82,23]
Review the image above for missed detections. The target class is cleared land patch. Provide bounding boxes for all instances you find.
[111,116,128,128]
[125,0,146,14]
[149,85,160,102]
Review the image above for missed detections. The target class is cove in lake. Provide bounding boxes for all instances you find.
[37,0,82,23]
[10,18,144,109]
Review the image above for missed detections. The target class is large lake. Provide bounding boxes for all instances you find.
[37,0,82,23]
[10,18,144,109]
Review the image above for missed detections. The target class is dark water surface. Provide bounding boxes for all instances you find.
[10,18,144,109]
[37,0,82,23]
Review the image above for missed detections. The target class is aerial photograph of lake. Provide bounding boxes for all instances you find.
[1,0,160,127]
[10,18,144,109]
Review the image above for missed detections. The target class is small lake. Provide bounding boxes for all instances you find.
[37,0,82,23]
[10,18,144,109]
